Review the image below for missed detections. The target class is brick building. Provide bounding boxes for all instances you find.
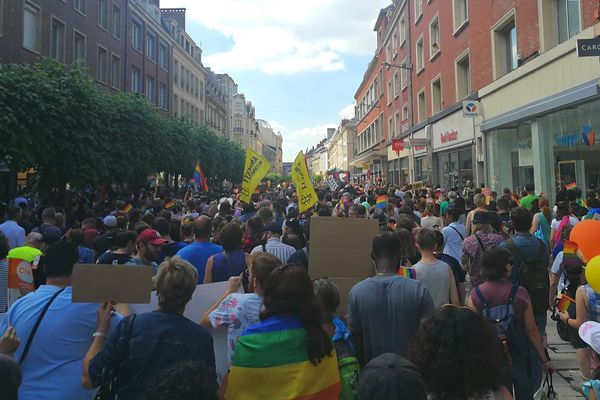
[357,0,600,195]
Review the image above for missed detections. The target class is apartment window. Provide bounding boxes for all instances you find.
[402,105,408,121]
[401,63,408,90]
[131,67,141,93]
[73,31,86,64]
[431,77,442,114]
[386,43,392,64]
[146,76,155,103]
[453,0,468,33]
[97,0,108,30]
[417,90,426,123]
[132,19,142,51]
[416,36,424,73]
[414,0,423,22]
[400,14,406,45]
[173,60,179,83]
[393,71,400,97]
[180,65,185,88]
[455,51,471,100]
[388,118,394,138]
[147,32,157,62]
[50,18,66,62]
[429,16,440,58]
[173,94,179,117]
[493,15,517,78]
[558,0,581,43]
[159,42,168,70]
[392,30,398,55]
[195,77,199,98]
[394,112,401,136]
[111,55,120,89]
[23,1,41,53]
[112,4,121,39]
[159,83,168,109]
[74,0,86,15]
[387,80,393,104]
[96,46,108,83]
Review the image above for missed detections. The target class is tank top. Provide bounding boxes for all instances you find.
[211,251,247,283]
[586,284,600,322]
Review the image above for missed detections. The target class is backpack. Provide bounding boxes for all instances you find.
[475,284,529,365]
[507,239,549,314]
[334,339,359,400]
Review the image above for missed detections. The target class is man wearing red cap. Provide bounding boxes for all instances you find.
[126,229,167,274]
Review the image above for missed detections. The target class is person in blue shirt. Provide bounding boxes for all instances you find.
[0,241,121,400]
[176,216,223,283]
[82,256,216,400]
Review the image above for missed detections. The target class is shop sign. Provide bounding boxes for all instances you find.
[440,129,459,144]
[462,101,481,117]
[554,125,595,147]
[392,139,404,152]
[577,37,600,57]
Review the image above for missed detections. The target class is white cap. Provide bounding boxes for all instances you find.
[102,215,117,228]
[579,321,600,354]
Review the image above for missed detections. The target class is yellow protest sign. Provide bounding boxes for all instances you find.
[240,149,272,203]
[291,151,318,213]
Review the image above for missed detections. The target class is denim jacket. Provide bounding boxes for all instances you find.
[89,310,216,400]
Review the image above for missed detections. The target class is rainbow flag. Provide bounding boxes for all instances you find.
[164,200,175,209]
[398,267,417,279]
[123,203,133,214]
[557,294,575,313]
[192,160,209,191]
[376,195,388,209]
[225,315,340,400]
[562,240,583,267]
[565,182,577,190]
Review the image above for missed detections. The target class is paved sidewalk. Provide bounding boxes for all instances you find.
[546,316,585,398]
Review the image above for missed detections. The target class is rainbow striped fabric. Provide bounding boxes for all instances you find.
[565,182,577,190]
[225,315,341,400]
[376,195,388,209]
[398,267,417,279]
[563,240,583,267]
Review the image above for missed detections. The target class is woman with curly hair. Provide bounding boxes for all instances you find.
[409,306,512,399]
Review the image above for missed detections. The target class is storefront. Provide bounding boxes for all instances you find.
[431,109,475,191]
[411,127,430,183]
[386,145,410,186]
[485,96,600,199]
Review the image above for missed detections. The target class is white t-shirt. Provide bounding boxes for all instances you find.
[550,251,567,293]
[209,293,263,365]
[550,216,579,231]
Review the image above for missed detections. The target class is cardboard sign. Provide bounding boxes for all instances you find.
[7,258,34,292]
[128,281,238,382]
[412,181,424,190]
[72,264,153,304]
[308,217,379,314]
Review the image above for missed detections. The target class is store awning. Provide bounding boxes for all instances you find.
[350,148,387,167]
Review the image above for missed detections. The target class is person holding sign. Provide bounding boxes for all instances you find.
[83,256,216,400]
[0,241,118,400]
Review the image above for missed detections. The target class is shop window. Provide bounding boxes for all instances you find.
[417,90,426,123]
[453,0,468,34]
[431,77,442,114]
[455,51,471,100]
[492,12,517,79]
[429,16,440,59]
[416,36,424,73]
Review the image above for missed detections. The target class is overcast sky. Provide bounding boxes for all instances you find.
[161,0,390,161]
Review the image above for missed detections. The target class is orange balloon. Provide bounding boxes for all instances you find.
[571,219,600,261]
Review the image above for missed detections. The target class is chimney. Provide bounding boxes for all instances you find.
[160,8,186,31]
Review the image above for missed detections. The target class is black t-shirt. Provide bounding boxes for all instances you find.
[96,251,131,265]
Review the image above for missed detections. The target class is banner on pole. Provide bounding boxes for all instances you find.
[240,149,271,203]
[291,151,318,213]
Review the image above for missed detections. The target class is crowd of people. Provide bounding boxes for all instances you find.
[0,180,599,399]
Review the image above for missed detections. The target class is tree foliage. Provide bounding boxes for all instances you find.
[0,60,244,193]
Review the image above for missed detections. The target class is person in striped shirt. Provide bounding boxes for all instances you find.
[250,223,296,264]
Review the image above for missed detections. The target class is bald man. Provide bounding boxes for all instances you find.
[176,216,223,283]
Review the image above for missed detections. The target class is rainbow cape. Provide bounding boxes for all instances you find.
[376,195,388,209]
[225,315,340,400]
[192,160,209,191]
[565,182,577,190]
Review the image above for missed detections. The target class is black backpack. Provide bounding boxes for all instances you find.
[506,239,549,314]
[475,284,529,364]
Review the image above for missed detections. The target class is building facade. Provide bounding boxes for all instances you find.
[162,8,206,126]
[327,119,357,177]
[256,119,283,173]
[205,67,227,137]
[215,73,238,141]
[232,93,258,150]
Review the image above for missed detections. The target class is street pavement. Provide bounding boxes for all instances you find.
[546,315,585,398]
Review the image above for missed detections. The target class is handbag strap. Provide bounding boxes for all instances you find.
[19,287,66,365]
